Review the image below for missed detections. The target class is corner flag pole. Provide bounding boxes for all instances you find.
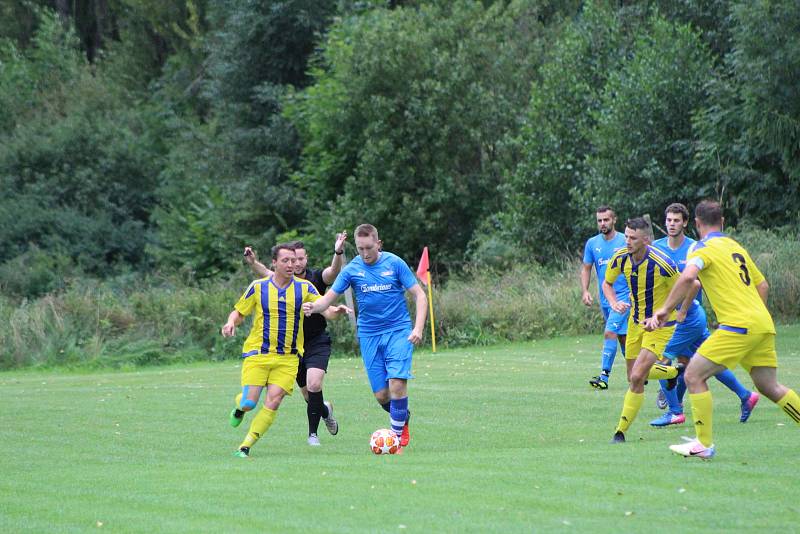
[426,271,436,353]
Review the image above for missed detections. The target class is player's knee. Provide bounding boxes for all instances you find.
[604,331,618,340]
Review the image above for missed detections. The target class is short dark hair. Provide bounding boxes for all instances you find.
[695,200,723,226]
[288,240,305,251]
[596,205,614,215]
[665,202,690,222]
[354,223,379,240]
[626,217,651,232]
[271,242,296,260]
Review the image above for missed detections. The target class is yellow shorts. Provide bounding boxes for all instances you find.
[625,322,675,360]
[240,353,299,394]
[696,329,777,371]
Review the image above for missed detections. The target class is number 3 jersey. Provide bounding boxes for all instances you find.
[687,232,775,334]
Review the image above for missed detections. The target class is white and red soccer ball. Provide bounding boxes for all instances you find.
[370,428,400,455]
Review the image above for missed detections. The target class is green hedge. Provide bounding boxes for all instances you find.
[2,228,798,370]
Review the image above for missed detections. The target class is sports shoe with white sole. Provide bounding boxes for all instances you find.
[322,400,339,435]
[650,412,686,427]
[307,433,321,446]
[656,389,668,410]
[669,438,715,459]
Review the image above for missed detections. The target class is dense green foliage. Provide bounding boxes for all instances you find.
[1,0,799,367]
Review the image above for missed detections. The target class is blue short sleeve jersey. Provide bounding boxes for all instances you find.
[331,251,418,337]
[652,236,703,318]
[583,232,629,307]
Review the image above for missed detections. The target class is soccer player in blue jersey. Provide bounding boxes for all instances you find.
[303,224,428,450]
[581,206,630,389]
[649,203,759,427]
[222,243,350,457]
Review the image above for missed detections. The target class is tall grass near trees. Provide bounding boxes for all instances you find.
[2,229,798,370]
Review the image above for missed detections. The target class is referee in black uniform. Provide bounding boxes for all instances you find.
[243,231,348,445]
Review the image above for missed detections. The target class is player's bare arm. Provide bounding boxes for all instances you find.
[580,263,594,306]
[676,280,702,323]
[645,265,700,330]
[221,310,244,337]
[602,281,628,313]
[303,289,342,316]
[407,284,428,345]
[243,247,273,278]
[322,231,348,285]
[756,280,769,306]
[321,304,352,320]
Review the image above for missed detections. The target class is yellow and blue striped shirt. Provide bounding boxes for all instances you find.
[234,276,321,358]
[605,246,679,325]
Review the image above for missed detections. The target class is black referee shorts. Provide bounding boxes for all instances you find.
[296,332,332,388]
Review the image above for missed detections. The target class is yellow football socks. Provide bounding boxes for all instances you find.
[689,390,713,447]
[777,389,800,424]
[648,363,678,380]
[615,390,644,433]
[240,407,277,449]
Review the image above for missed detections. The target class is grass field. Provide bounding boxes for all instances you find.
[2,326,800,532]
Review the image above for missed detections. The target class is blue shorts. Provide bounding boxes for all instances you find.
[359,328,414,393]
[664,312,710,360]
[601,304,629,335]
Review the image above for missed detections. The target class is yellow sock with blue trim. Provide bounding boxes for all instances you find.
[240,407,277,449]
[615,390,644,433]
[777,389,800,424]
[689,390,713,447]
[648,363,678,380]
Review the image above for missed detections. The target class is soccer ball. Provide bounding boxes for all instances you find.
[370,428,400,455]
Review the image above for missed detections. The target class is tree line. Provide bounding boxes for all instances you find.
[1,0,798,298]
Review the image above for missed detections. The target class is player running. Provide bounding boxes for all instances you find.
[581,206,630,389]
[603,217,684,444]
[646,200,800,459]
[649,203,759,427]
[242,232,348,446]
[222,243,349,458]
[303,224,427,450]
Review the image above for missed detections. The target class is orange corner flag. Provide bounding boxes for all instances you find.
[416,247,430,284]
[415,246,436,352]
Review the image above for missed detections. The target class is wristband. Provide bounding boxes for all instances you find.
[335,250,344,255]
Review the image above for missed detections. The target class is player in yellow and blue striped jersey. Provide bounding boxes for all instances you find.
[602,217,685,444]
[221,243,350,458]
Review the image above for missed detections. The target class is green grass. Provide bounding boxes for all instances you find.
[2,326,800,532]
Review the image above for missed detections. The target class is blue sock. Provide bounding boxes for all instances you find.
[389,397,408,437]
[676,375,687,404]
[601,338,617,374]
[714,369,750,401]
[660,380,683,414]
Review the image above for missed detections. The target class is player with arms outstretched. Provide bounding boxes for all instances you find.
[222,243,349,458]
[242,232,348,446]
